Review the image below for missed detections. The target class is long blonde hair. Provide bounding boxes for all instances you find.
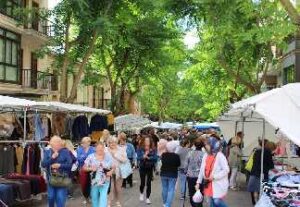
[64,139,75,152]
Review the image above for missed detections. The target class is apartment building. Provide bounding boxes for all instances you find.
[0,0,112,110]
[0,0,57,99]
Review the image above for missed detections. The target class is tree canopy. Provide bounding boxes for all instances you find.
[21,0,297,121]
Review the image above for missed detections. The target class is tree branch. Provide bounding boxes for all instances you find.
[280,0,300,25]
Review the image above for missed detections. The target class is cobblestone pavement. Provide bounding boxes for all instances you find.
[16,172,253,207]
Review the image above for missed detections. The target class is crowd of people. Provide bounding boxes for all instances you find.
[41,127,276,207]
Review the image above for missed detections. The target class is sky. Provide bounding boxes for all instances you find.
[48,0,199,48]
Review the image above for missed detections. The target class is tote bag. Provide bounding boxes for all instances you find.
[119,159,133,179]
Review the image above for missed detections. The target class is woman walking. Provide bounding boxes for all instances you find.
[228,136,242,190]
[137,137,158,204]
[196,136,230,207]
[247,139,274,205]
[84,142,114,207]
[107,136,127,207]
[176,139,190,200]
[119,132,136,188]
[77,137,95,204]
[161,141,181,207]
[42,136,73,207]
[185,138,205,207]
[64,140,78,198]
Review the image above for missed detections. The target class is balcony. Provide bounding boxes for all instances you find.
[21,69,58,91]
[24,19,54,38]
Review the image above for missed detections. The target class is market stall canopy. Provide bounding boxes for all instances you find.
[0,95,37,111]
[149,122,183,129]
[34,101,111,114]
[218,83,300,156]
[115,114,151,131]
[193,122,220,131]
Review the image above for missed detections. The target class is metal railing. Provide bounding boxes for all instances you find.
[21,69,58,91]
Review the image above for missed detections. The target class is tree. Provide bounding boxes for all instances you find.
[91,0,180,113]
[182,0,295,120]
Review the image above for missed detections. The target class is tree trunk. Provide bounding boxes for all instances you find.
[59,15,71,102]
[67,30,98,103]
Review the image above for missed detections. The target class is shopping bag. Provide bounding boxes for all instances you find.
[119,159,133,179]
[245,151,255,172]
[193,190,203,203]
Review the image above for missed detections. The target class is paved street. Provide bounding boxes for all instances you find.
[16,172,253,207]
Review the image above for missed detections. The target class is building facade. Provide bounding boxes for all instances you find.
[0,0,112,109]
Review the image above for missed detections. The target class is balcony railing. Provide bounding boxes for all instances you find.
[21,69,58,91]
[25,20,54,37]
[93,98,111,110]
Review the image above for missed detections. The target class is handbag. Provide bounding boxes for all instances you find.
[119,159,133,179]
[245,150,255,172]
[49,171,72,188]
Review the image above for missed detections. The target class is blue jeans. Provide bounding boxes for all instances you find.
[47,185,68,207]
[91,182,110,207]
[178,170,187,198]
[161,176,177,207]
[209,197,228,207]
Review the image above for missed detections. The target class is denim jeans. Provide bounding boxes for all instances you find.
[47,185,68,207]
[91,182,110,207]
[161,176,177,207]
[209,197,228,207]
[178,169,187,198]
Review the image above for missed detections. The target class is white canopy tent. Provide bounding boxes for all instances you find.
[0,96,111,145]
[148,122,183,129]
[218,83,300,156]
[115,114,151,131]
[34,101,111,114]
[0,95,37,111]
[218,83,300,196]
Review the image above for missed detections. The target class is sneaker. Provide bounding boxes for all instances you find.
[146,198,151,205]
[230,186,238,191]
[82,200,87,205]
[139,193,144,201]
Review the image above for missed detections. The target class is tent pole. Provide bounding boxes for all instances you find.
[23,107,27,146]
[259,119,266,198]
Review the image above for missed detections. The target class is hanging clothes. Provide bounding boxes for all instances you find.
[15,146,24,174]
[0,145,16,175]
[64,115,74,138]
[52,113,66,136]
[72,115,90,141]
[107,113,115,131]
[0,114,15,138]
[34,113,44,141]
[91,131,103,142]
[90,114,108,132]
[21,144,41,175]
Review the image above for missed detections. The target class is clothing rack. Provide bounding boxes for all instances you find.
[0,140,49,148]
[0,199,8,207]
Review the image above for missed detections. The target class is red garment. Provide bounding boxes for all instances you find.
[79,169,91,199]
[5,173,47,193]
[204,155,215,197]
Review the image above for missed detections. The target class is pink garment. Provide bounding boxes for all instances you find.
[274,138,287,156]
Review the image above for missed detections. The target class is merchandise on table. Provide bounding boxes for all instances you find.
[256,172,300,207]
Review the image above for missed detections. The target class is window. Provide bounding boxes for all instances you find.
[283,65,295,85]
[0,27,20,83]
[0,0,22,19]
